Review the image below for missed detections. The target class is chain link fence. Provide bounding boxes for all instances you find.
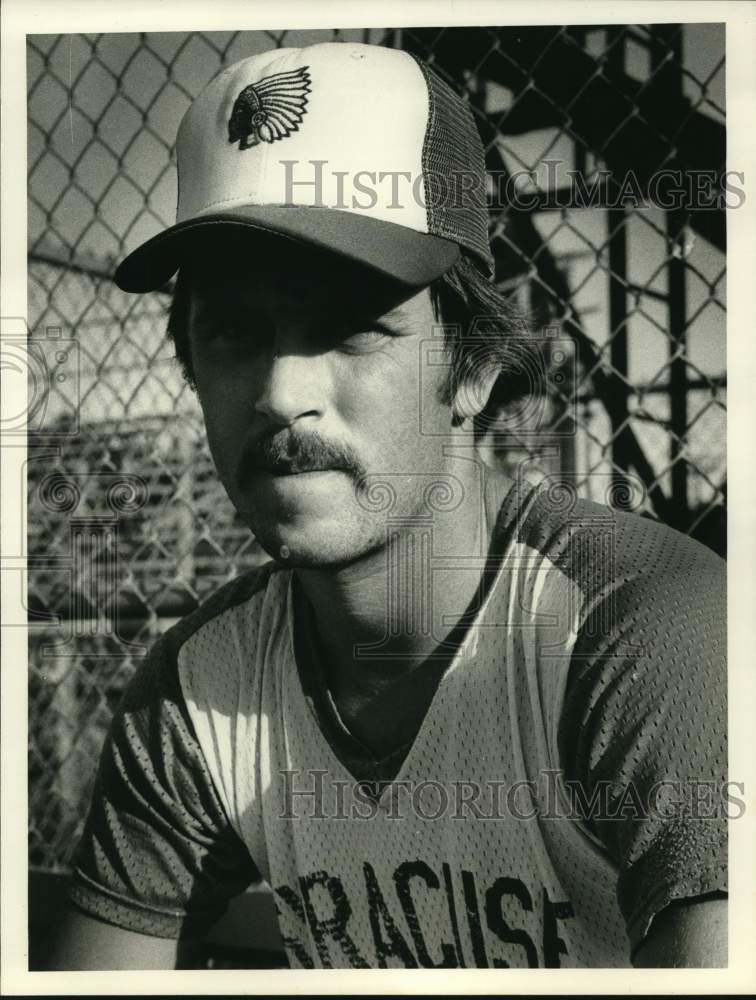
[27,25,726,878]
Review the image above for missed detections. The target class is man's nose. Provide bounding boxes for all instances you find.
[254,331,327,426]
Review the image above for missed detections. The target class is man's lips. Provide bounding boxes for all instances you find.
[252,464,344,477]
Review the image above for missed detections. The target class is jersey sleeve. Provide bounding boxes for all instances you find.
[557,518,727,957]
[67,631,260,939]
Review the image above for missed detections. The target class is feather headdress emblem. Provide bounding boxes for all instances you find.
[228,66,312,149]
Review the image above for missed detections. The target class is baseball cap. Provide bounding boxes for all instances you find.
[115,41,494,293]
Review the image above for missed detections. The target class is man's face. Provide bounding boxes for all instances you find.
[185,236,460,569]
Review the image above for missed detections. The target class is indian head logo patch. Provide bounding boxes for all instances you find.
[228,66,312,149]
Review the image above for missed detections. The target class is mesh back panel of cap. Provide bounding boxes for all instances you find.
[413,57,495,277]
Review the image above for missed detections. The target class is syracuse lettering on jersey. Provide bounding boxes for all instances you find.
[274,860,575,968]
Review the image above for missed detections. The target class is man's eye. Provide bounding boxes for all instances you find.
[339,329,387,352]
[201,320,259,348]
[215,321,247,340]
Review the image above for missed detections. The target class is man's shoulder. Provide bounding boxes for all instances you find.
[511,484,725,600]
[163,559,282,657]
[123,561,283,711]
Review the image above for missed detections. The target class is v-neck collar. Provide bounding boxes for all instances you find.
[288,576,418,790]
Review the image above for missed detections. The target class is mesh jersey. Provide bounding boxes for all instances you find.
[68,482,727,968]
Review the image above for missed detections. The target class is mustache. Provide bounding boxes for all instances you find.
[236,429,366,485]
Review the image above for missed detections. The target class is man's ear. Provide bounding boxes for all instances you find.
[451,364,500,427]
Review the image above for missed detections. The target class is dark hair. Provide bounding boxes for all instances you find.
[167,249,537,433]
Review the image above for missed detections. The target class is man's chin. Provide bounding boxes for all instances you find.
[250,522,384,572]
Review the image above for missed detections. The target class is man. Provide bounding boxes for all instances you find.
[46,41,727,970]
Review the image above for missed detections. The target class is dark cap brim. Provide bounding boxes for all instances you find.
[114,206,461,292]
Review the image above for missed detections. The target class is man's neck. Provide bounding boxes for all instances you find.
[292,463,514,754]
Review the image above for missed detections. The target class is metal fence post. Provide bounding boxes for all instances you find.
[653,25,690,522]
